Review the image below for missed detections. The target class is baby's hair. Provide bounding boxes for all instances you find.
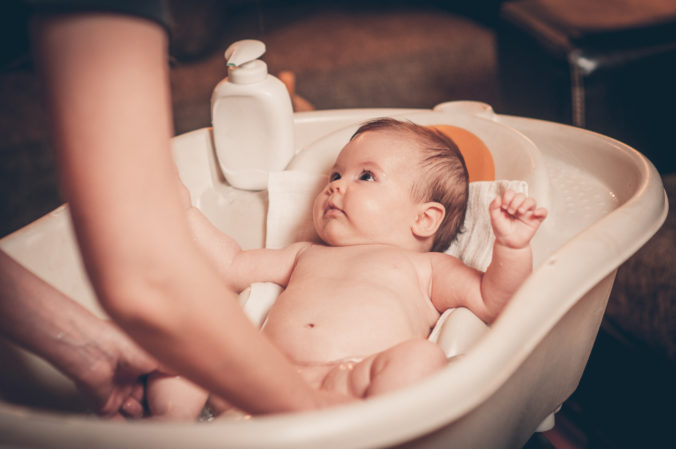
[351,118,469,252]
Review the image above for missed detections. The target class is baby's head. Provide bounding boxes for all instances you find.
[313,118,468,252]
[354,119,469,251]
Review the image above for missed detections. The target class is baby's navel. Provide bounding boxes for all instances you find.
[305,323,316,328]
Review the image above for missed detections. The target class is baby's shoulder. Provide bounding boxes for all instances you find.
[277,241,315,262]
[288,240,314,252]
[424,251,466,271]
[291,241,334,260]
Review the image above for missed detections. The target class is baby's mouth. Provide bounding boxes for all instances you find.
[325,200,344,217]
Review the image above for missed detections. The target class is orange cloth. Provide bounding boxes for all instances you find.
[429,125,495,182]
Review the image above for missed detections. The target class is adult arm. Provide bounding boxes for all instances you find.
[30,13,345,414]
[0,250,156,418]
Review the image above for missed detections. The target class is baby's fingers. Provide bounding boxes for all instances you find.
[532,207,548,220]
[519,206,548,230]
[515,197,537,216]
[500,189,517,208]
[489,195,503,211]
[121,396,145,419]
[501,191,527,215]
[489,195,505,223]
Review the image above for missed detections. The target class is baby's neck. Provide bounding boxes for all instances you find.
[320,240,431,253]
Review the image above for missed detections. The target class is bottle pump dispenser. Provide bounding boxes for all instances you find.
[211,40,295,190]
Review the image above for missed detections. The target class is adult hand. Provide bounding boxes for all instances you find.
[72,319,159,419]
[0,251,158,419]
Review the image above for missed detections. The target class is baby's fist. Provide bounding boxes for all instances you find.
[489,190,547,249]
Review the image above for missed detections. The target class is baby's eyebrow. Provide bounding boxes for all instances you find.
[358,161,383,172]
[329,160,383,174]
[330,162,343,173]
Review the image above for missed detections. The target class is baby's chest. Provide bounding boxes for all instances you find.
[294,246,431,295]
[296,247,417,278]
[284,248,436,337]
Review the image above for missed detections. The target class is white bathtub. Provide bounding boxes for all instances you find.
[0,102,668,449]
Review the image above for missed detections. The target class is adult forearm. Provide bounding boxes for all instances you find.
[104,243,321,414]
[0,215,318,414]
[31,13,322,414]
[0,251,110,382]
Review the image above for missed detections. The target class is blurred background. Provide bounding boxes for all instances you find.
[0,1,674,448]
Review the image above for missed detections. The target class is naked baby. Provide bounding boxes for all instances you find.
[147,118,548,418]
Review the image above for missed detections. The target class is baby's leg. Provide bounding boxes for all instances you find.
[146,372,209,420]
[321,338,447,398]
[365,338,447,396]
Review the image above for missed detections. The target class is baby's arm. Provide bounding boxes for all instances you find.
[184,203,309,292]
[176,176,310,289]
[481,190,547,320]
[429,190,546,323]
[481,190,547,319]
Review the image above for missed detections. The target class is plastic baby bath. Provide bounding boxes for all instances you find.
[0,40,668,449]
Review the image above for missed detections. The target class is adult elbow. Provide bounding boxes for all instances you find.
[92,263,176,333]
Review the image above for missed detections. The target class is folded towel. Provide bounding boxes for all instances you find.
[239,282,283,327]
[266,170,325,249]
[446,179,528,271]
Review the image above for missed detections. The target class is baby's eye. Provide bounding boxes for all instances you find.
[329,172,341,182]
[359,170,375,181]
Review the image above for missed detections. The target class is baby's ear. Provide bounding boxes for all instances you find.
[412,202,445,238]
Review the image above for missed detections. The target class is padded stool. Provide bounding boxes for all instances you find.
[497,0,676,173]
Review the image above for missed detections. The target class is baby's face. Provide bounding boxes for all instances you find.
[312,131,423,248]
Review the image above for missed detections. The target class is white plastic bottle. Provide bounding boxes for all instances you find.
[211,39,295,190]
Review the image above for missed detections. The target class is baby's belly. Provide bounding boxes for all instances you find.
[262,279,432,364]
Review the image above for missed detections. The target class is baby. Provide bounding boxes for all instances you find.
[147,118,547,418]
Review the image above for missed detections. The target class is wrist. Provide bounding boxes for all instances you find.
[494,238,530,251]
[490,240,533,272]
[55,318,116,384]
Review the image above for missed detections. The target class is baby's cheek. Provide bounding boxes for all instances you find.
[311,197,325,223]
[360,197,387,216]
[361,201,401,235]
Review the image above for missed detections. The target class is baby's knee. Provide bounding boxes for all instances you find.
[397,338,447,370]
[364,339,447,397]
[372,339,446,381]
[147,373,208,420]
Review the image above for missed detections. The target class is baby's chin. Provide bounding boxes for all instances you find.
[313,217,387,247]
[316,233,350,247]
[317,231,391,249]
[315,226,425,251]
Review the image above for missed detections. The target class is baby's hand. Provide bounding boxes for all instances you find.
[489,190,547,249]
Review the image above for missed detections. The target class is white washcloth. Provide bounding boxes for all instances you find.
[238,282,283,327]
[244,170,326,325]
[446,180,528,271]
[266,170,326,249]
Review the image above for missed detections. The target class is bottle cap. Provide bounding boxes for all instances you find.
[225,40,266,66]
[229,59,268,84]
[224,40,268,83]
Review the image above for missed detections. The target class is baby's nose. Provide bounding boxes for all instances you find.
[328,178,344,193]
